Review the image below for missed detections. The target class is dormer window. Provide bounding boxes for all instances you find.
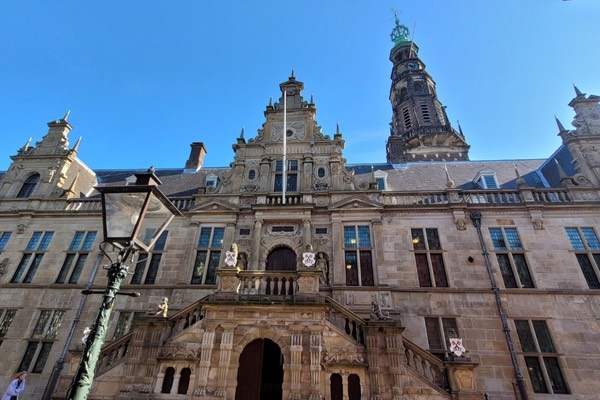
[374,170,388,190]
[205,174,218,189]
[479,174,498,189]
[17,173,40,198]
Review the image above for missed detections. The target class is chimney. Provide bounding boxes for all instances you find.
[184,142,207,173]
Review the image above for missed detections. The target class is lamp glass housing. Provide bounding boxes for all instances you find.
[99,184,178,252]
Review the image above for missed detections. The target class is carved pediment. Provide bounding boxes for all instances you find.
[329,196,383,211]
[190,199,239,212]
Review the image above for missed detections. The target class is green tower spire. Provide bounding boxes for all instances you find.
[390,10,410,45]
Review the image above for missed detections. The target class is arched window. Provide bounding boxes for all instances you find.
[17,173,40,198]
[161,367,175,394]
[178,367,191,394]
[414,82,424,94]
[317,167,326,178]
[248,170,256,180]
[400,87,408,102]
[348,374,361,400]
[330,373,343,400]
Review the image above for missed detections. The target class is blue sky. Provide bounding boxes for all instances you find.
[1,1,599,171]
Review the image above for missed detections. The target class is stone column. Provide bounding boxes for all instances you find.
[331,218,344,286]
[251,219,263,270]
[363,325,383,400]
[171,372,181,394]
[215,326,235,397]
[289,327,303,400]
[309,329,322,400]
[154,371,165,393]
[303,156,313,192]
[384,326,406,400]
[303,218,312,248]
[371,218,383,280]
[193,326,216,396]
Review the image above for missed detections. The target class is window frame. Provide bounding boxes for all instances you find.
[0,309,17,347]
[18,309,65,373]
[489,227,534,289]
[343,225,374,287]
[565,227,600,289]
[425,316,458,360]
[274,160,298,192]
[56,231,97,284]
[191,227,224,285]
[11,231,54,284]
[514,319,569,394]
[17,173,40,198]
[411,228,448,288]
[131,230,168,285]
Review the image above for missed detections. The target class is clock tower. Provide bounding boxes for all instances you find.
[386,15,470,163]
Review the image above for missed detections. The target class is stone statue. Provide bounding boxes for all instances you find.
[236,252,247,270]
[225,243,239,267]
[370,301,390,320]
[316,252,329,284]
[153,297,169,318]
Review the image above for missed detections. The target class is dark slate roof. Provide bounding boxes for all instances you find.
[539,145,575,188]
[96,167,228,197]
[350,159,547,191]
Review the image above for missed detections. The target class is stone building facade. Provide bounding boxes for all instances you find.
[0,17,599,400]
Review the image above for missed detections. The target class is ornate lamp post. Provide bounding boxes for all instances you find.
[66,170,180,400]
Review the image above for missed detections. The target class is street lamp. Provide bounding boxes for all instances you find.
[66,170,181,400]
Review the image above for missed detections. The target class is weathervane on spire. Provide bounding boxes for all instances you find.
[390,8,410,45]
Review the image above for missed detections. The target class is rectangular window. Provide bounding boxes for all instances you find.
[343,225,374,286]
[425,317,458,360]
[411,228,448,287]
[18,310,65,373]
[112,311,144,339]
[489,228,534,288]
[56,231,97,284]
[565,227,600,288]
[0,309,17,347]
[191,227,224,285]
[515,320,568,394]
[11,231,54,284]
[131,231,168,284]
[274,160,298,192]
[0,232,12,253]
[375,177,385,190]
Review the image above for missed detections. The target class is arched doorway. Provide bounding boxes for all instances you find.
[235,339,283,400]
[266,247,296,271]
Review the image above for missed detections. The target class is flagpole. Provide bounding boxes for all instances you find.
[282,90,287,204]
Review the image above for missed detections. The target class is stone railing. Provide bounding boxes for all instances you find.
[1,186,594,214]
[381,187,581,206]
[64,196,195,212]
[324,297,365,344]
[215,268,322,301]
[169,301,205,337]
[403,336,450,392]
[266,194,303,205]
[238,271,297,296]
[96,331,134,375]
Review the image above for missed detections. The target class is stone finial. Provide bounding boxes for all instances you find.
[555,115,567,132]
[444,164,455,188]
[71,136,82,153]
[514,163,525,187]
